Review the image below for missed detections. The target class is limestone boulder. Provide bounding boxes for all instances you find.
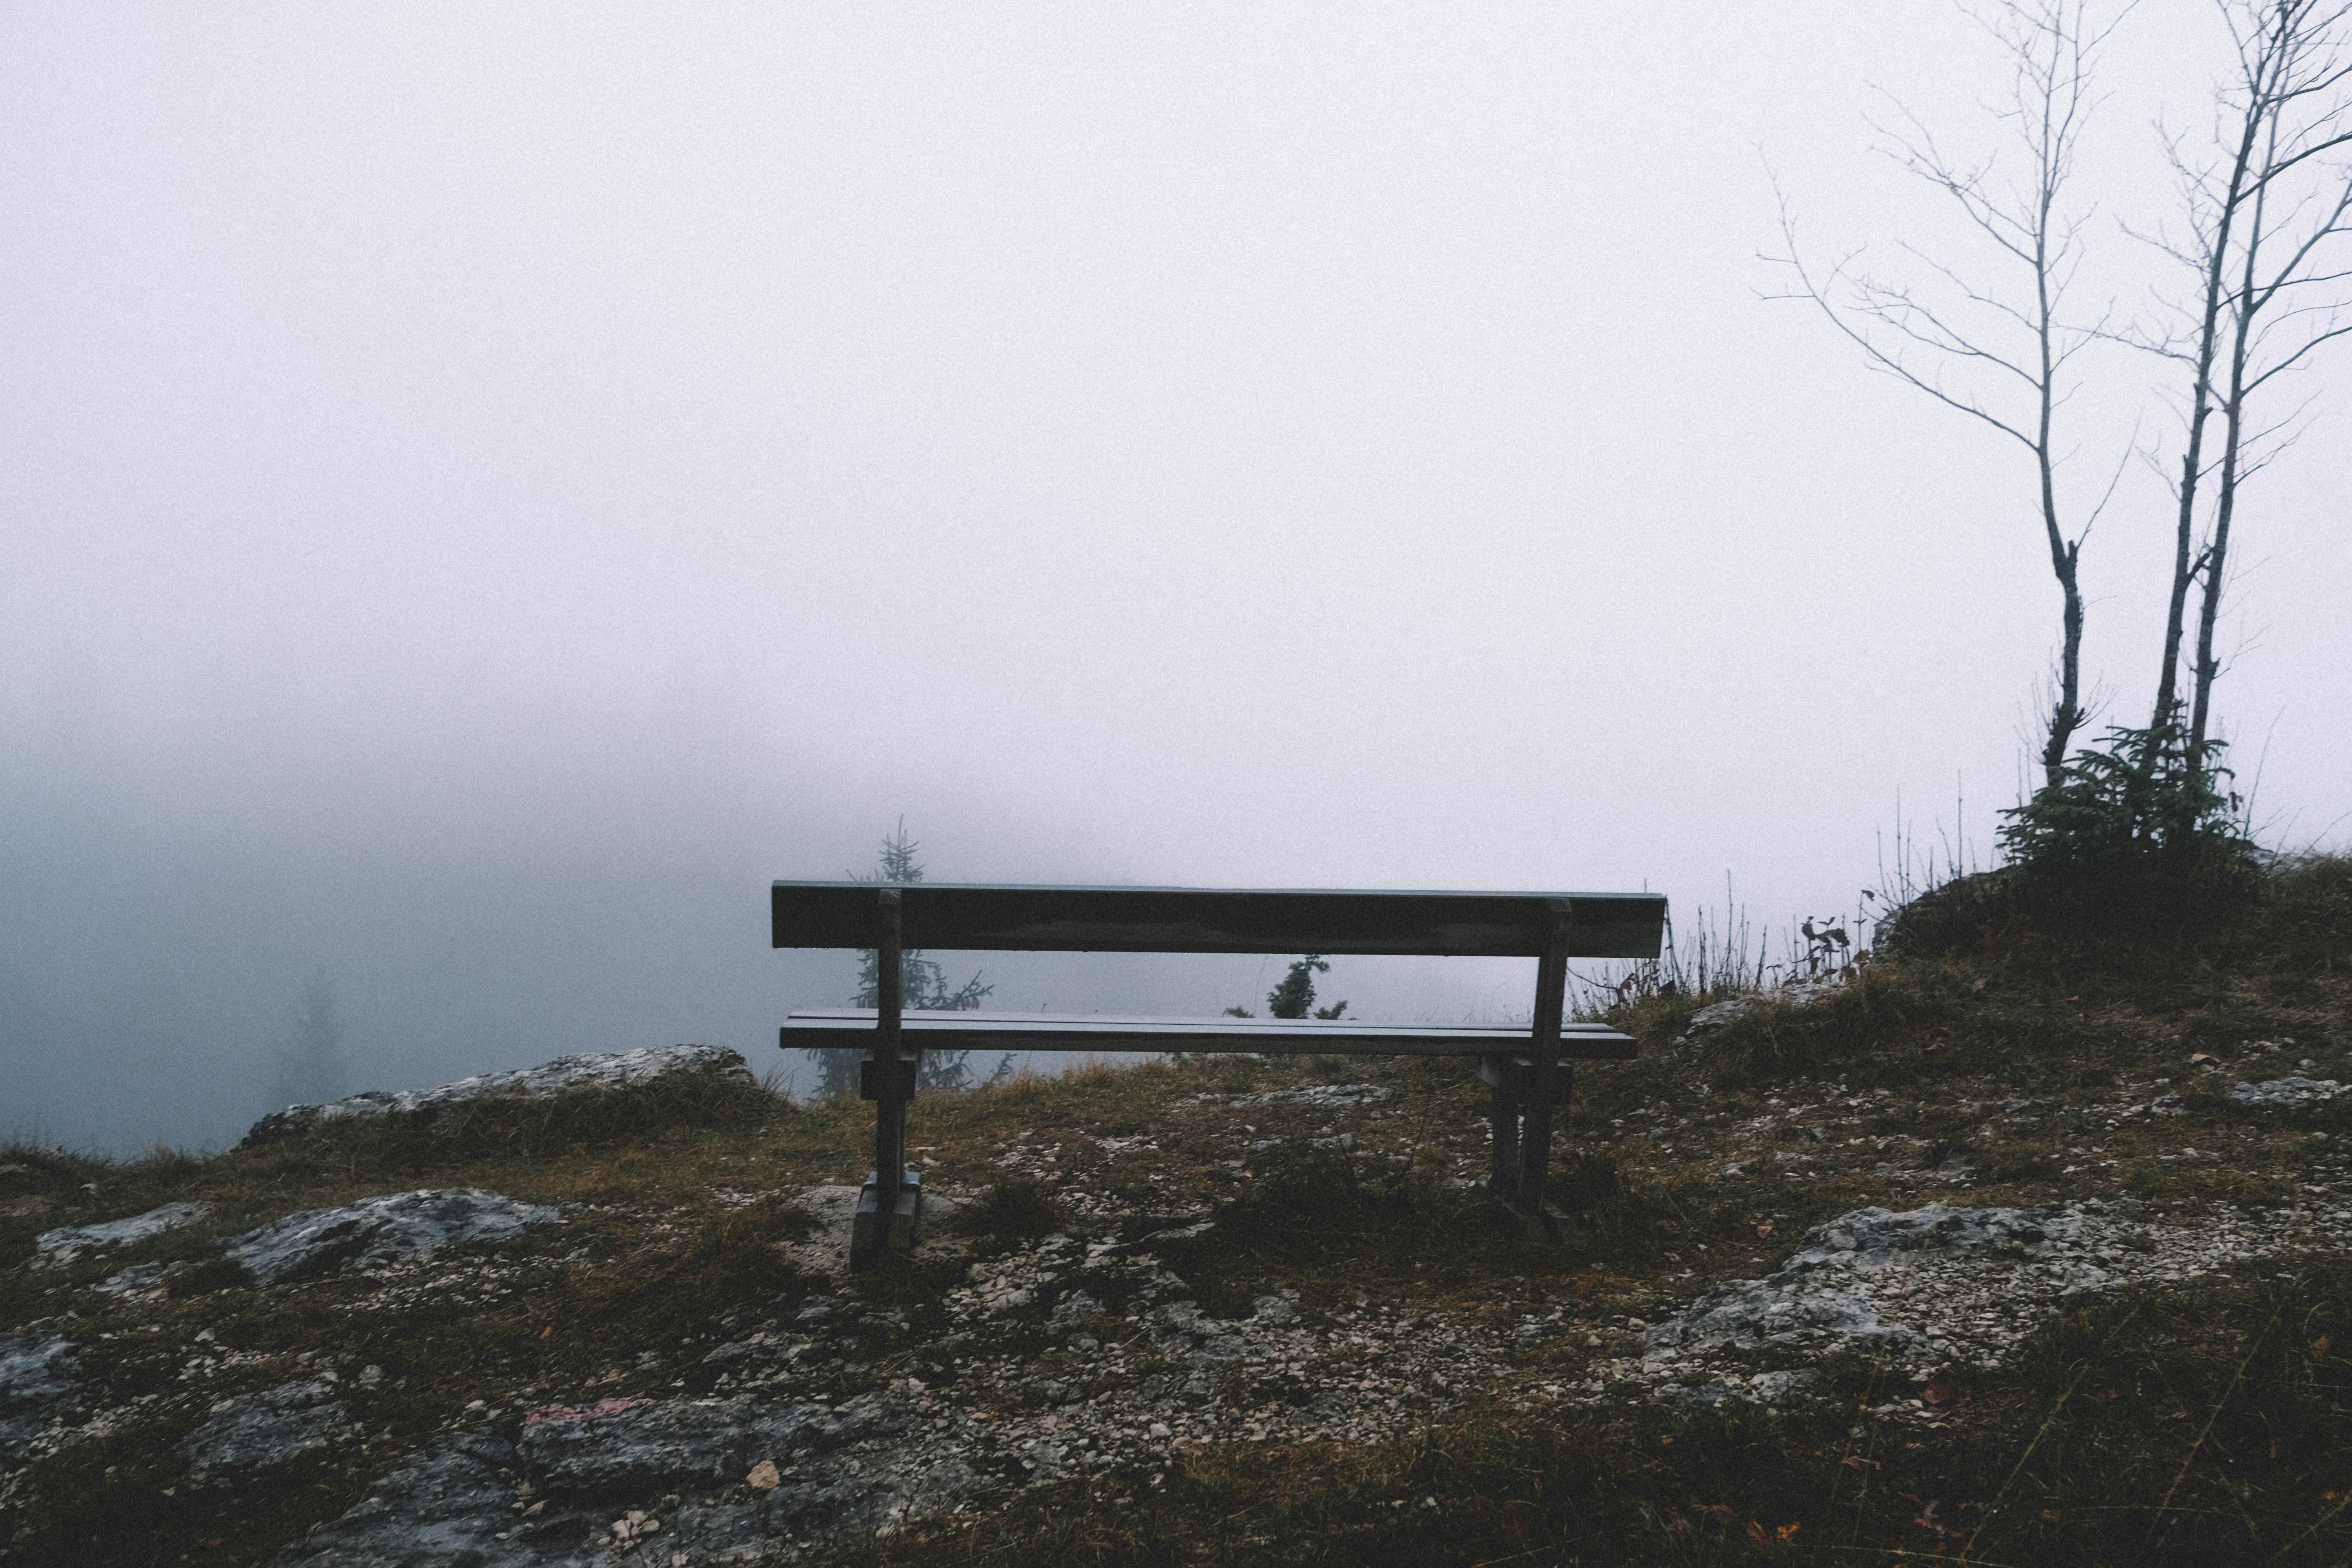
[224,1188,563,1285]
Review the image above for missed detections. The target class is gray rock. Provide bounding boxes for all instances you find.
[1144,1301,1250,1368]
[1869,871,2011,960]
[1675,982,1840,1047]
[281,1390,980,1567]
[1645,1204,2091,1357]
[270,1434,521,1568]
[1601,1197,2338,1417]
[181,1379,358,1487]
[1144,1301,1252,1405]
[1650,1379,1729,1409]
[2230,1076,2344,1107]
[95,1259,185,1296]
[243,1043,754,1145]
[225,1188,564,1285]
[526,1393,969,1553]
[1646,1276,1909,1356]
[1746,1368,1821,1404]
[788,1182,965,1264]
[1250,1291,1299,1327]
[1232,1083,1391,1109]
[1787,1204,2089,1269]
[1047,1291,1105,1334]
[1681,997,1755,1037]
[521,1396,850,1496]
[0,1335,82,1461]
[34,1201,209,1267]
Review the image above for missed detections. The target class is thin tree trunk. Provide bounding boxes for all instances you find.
[1768,2,2115,790]
[2036,199,2087,778]
[2151,105,2262,748]
[2189,84,2278,774]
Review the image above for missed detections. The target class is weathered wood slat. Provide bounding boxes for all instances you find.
[771,882,1666,959]
[780,1009,1638,1060]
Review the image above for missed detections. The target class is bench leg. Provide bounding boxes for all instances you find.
[851,1059,926,1270]
[1481,1054,1574,1241]
[849,889,924,1273]
[1482,918,1576,1241]
[1487,1058,1520,1201]
[1515,1058,1574,1241]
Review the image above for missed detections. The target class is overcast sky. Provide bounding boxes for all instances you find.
[6,3,2347,1152]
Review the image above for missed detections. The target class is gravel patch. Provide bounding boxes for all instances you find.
[1231,1084,1392,1110]
[2231,1076,2345,1107]
[1583,1199,2352,1413]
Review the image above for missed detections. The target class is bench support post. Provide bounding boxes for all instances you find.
[1487,1062,1520,1193]
[850,887,922,1272]
[1484,907,1576,1241]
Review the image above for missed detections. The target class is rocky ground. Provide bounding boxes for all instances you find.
[5,955,2352,1567]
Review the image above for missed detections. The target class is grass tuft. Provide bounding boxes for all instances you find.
[951,1175,1070,1244]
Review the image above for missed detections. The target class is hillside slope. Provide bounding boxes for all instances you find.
[4,857,2350,1566]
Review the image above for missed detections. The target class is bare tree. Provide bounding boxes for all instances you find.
[2127,0,2352,783]
[1766,0,2132,784]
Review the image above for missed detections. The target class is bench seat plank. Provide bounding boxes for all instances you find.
[782,1008,1638,1060]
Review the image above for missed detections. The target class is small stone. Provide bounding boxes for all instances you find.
[746,1459,781,1490]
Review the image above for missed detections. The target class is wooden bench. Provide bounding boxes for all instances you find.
[772,882,1666,1270]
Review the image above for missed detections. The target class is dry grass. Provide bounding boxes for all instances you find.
[838,1253,2352,1566]
[4,856,2349,1566]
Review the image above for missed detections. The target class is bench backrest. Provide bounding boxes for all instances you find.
[771,882,1665,959]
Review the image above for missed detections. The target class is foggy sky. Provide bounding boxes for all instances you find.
[6,4,2348,1152]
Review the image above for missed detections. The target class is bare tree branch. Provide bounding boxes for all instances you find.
[1763,0,2127,781]
[2147,0,2352,772]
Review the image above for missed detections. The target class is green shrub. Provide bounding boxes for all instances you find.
[1994,714,2259,945]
